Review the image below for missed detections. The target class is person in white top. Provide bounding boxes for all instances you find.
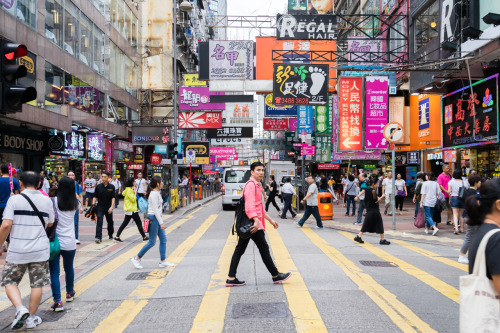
[110,175,122,208]
[0,171,54,330]
[280,177,297,219]
[84,172,96,208]
[447,169,466,235]
[420,172,441,236]
[382,171,394,216]
[48,176,79,313]
[394,174,407,216]
[131,176,174,269]
[134,172,147,197]
[40,170,50,194]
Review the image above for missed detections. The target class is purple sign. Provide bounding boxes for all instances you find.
[365,76,389,149]
[289,118,298,131]
[332,151,382,161]
[209,40,254,80]
[179,87,225,111]
[87,134,103,161]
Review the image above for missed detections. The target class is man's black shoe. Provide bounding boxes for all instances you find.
[226,278,246,287]
[273,272,292,284]
[380,239,391,245]
[354,235,364,244]
[281,216,287,219]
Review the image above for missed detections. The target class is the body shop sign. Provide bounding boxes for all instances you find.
[87,134,103,161]
[0,128,45,153]
[263,118,289,131]
[338,77,363,151]
[365,76,389,149]
[179,87,225,110]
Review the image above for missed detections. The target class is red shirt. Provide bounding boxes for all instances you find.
[437,173,451,198]
[243,178,266,230]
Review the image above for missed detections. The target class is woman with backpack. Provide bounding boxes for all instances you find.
[49,176,79,312]
[131,176,174,269]
[114,178,148,242]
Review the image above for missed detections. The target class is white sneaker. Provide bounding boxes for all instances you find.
[159,261,175,268]
[458,255,469,264]
[76,239,81,244]
[424,229,429,234]
[25,315,42,329]
[11,306,29,330]
[130,257,143,269]
[432,228,439,236]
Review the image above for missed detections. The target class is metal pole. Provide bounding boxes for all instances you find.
[301,156,305,212]
[172,0,179,189]
[189,162,192,201]
[392,149,396,230]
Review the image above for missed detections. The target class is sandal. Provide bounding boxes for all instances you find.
[454,229,459,235]
[446,221,452,225]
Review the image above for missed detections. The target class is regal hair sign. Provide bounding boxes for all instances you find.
[276,14,337,40]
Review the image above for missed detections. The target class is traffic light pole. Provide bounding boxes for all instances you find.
[172,0,179,189]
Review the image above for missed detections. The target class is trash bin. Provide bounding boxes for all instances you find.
[318,192,333,220]
[197,185,203,200]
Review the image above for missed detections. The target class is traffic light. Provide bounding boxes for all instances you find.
[167,142,178,159]
[1,39,37,114]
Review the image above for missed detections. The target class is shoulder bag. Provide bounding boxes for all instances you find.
[459,229,500,333]
[458,180,466,200]
[233,183,257,239]
[20,193,60,261]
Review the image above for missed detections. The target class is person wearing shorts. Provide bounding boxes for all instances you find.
[84,172,96,208]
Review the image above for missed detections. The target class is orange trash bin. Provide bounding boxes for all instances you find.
[198,185,203,200]
[318,192,333,220]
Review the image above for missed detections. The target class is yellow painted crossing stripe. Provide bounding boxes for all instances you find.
[190,228,237,332]
[267,225,328,332]
[338,231,460,303]
[301,226,436,333]
[392,239,467,272]
[93,214,219,333]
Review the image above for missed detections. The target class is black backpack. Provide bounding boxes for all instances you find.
[232,182,256,239]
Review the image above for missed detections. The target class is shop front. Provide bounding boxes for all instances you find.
[85,134,107,177]
[46,131,86,178]
[455,146,500,178]
[425,150,444,176]
[114,140,134,180]
[0,125,46,171]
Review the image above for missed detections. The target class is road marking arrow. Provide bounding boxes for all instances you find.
[342,137,361,149]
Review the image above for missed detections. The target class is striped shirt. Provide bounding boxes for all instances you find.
[2,190,54,264]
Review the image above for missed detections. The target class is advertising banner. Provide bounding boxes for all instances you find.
[206,127,253,139]
[297,105,314,134]
[183,74,207,86]
[252,138,287,150]
[87,134,103,161]
[179,87,225,110]
[179,112,222,129]
[389,96,406,143]
[223,102,255,126]
[347,38,385,66]
[263,94,298,117]
[442,74,499,148]
[50,132,86,158]
[210,138,246,145]
[301,145,315,155]
[315,135,331,162]
[318,163,340,170]
[216,154,238,161]
[210,147,236,155]
[209,40,254,80]
[315,100,332,135]
[338,77,363,151]
[183,141,210,164]
[365,76,389,149]
[288,0,308,14]
[263,118,289,131]
[276,14,337,40]
[409,94,442,150]
[132,126,171,145]
[273,63,329,105]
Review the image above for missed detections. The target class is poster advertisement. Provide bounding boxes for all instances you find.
[288,0,308,14]
[273,63,329,105]
[338,77,363,151]
[210,147,236,155]
[263,94,297,117]
[365,76,389,149]
[87,134,103,161]
[179,87,225,110]
[276,14,337,40]
[347,38,384,66]
[209,40,254,80]
[315,136,332,162]
[263,118,289,131]
[297,105,314,134]
[223,102,255,126]
[183,74,207,86]
[178,112,222,129]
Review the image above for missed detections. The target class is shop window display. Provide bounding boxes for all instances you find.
[64,0,79,57]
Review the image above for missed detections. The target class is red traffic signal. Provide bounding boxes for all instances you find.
[3,43,28,61]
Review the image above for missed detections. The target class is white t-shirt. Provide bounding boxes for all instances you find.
[135,178,146,194]
[382,178,394,194]
[395,179,406,191]
[84,178,97,193]
[42,178,50,194]
[421,181,441,207]
[448,179,464,197]
[55,198,79,251]
[3,190,54,264]
[110,179,121,191]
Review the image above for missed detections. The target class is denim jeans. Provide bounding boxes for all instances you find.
[74,211,79,240]
[298,205,323,227]
[356,199,365,224]
[49,249,76,302]
[414,200,420,218]
[346,195,356,215]
[281,193,295,218]
[423,206,435,228]
[137,214,166,261]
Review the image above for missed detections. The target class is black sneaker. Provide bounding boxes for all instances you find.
[272,272,292,284]
[380,239,391,245]
[109,236,113,240]
[281,216,287,219]
[354,235,364,244]
[226,278,246,287]
[114,237,123,242]
[95,239,101,244]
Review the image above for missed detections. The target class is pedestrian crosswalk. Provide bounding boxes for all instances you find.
[0,198,465,332]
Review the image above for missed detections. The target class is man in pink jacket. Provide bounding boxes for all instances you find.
[226,162,292,287]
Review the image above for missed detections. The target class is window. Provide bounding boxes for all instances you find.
[64,72,78,107]
[92,0,104,13]
[124,55,133,94]
[116,0,124,36]
[131,13,138,49]
[17,0,36,28]
[79,13,92,66]
[45,0,63,46]
[64,0,79,56]
[45,62,64,105]
[389,18,405,62]
[110,0,118,28]
[124,4,131,42]
[414,1,439,51]
[225,170,251,183]
[93,26,105,75]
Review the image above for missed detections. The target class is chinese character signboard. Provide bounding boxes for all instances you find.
[338,77,363,151]
[50,132,86,158]
[87,134,103,161]
[183,74,207,86]
[315,136,332,162]
[318,163,340,170]
[273,64,329,105]
[223,102,255,126]
[179,87,225,110]
[276,14,337,40]
[315,101,332,135]
[209,40,254,80]
[216,154,238,161]
[301,145,315,155]
[365,76,389,149]
[263,118,289,131]
[178,112,222,129]
[297,105,314,134]
[442,74,499,148]
[252,139,287,150]
[262,94,297,117]
[183,141,210,164]
[206,127,253,138]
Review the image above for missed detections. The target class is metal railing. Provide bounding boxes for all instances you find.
[176,182,220,210]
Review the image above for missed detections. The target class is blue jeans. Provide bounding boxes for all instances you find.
[423,206,435,228]
[137,215,166,261]
[49,249,76,302]
[414,200,420,218]
[346,195,356,215]
[74,211,79,240]
[356,199,365,224]
[298,205,323,228]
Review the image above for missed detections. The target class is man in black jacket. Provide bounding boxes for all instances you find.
[92,172,115,243]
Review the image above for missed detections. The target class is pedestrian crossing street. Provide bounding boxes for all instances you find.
[1,198,465,332]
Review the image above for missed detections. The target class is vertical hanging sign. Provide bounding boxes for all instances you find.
[338,77,363,151]
[365,76,389,149]
[297,105,314,135]
[315,99,332,135]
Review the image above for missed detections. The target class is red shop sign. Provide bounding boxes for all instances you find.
[263,118,289,131]
[179,111,222,129]
[128,164,144,170]
[318,163,340,170]
[150,153,162,165]
[338,77,363,151]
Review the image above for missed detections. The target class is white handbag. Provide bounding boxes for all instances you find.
[459,228,500,333]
